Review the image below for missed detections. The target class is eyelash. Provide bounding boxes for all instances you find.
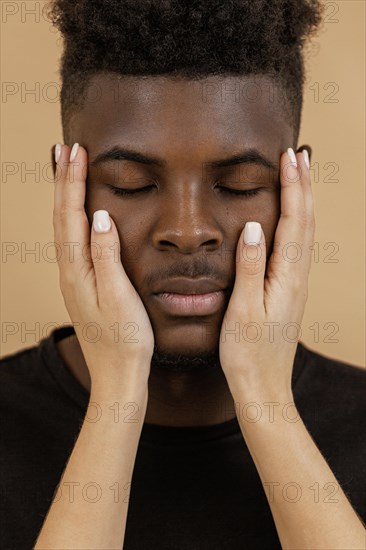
[107,184,261,198]
[217,187,261,197]
[107,184,155,197]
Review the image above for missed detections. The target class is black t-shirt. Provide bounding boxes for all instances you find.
[0,325,365,549]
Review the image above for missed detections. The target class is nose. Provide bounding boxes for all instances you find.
[152,185,224,254]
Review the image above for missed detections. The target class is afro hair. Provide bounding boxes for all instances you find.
[47,0,324,144]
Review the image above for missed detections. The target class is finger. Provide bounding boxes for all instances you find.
[90,210,138,309]
[229,221,266,315]
[298,148,316,235]
[53,143,94,296]
[53,143,71,233]
[297,149,315,273]
[267,148,309,290]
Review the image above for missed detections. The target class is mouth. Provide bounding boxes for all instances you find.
[152,288,230,317]
[151,277,232,317]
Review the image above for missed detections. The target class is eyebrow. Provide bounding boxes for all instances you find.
[90,145,276,170]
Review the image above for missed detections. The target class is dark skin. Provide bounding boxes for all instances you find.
[53,73,311,427]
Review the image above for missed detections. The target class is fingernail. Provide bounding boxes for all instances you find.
[55,143,62,164]
[287,147,297,167]
[244,221,262,245]
[302,149,310,169]
[70,142,79,162]
[93,210,111,233]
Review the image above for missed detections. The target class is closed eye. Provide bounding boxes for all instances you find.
[106,184,155,196]
[106,184,262,198]
[216,186,262,197]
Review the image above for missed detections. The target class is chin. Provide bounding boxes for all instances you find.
[154,323,220,355]
[150,329,222,374]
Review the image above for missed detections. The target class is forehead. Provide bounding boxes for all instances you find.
[71,73,292,155]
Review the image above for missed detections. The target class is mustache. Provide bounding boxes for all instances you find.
[145,257,230,287]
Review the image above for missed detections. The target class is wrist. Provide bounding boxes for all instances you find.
[88,386,148,429]
[90,360,150,393]
[227,373,292,402]
[229,380,294,417]
[90,373,148,408]
[230,385,299,432]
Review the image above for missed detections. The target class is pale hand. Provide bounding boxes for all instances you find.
[219,148,315,400]
[53,143,155,391]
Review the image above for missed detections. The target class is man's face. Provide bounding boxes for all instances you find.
[69,74,293,362]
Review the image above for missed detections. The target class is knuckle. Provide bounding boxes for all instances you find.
[59,270,75,292]
[92,244,115,264]
[297,212,308,229]
[56,203,85,223]
[290,277,303,294]
[243,259,263,277]
[58,206,70,222]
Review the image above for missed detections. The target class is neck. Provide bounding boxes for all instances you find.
[146,363,237,426]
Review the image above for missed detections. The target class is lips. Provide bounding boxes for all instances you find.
[152,277,228,295]
[151,277,231,317]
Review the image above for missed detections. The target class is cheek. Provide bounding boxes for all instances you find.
[112,215,150,275]
[226,191,280,253]
[85,185,143,229]
[84,186,148,275]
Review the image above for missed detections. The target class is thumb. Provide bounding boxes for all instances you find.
[231,221,266,313]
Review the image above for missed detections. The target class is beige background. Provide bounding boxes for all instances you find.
[1,1,365,367]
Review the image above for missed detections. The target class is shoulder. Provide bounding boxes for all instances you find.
[294,342,365,432]
[0,325,75,388]
[0,342,42,380]
[0,342,51,416]
[295,343,366,522]
[296,341,366,398]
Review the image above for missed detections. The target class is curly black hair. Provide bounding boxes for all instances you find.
[47,0,324,145]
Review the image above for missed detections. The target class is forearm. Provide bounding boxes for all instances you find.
[232,388,366,550]
[34,383,148,550]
